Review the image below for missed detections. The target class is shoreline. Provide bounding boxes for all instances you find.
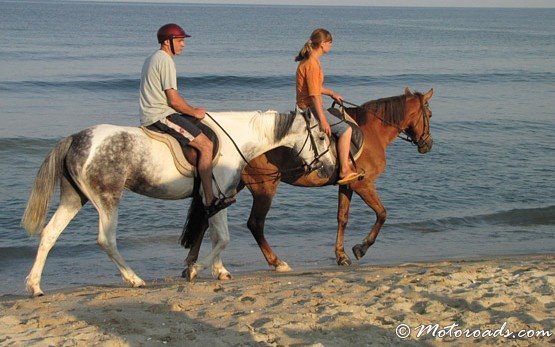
[3,252,552,298]
[1,254,553,346]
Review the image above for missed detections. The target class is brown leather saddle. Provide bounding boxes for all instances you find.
[326,106,364,161]
[141,118,220,177]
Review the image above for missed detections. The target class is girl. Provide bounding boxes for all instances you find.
[295,28,363,185]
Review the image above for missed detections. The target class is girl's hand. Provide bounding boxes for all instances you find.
[320,120,331,137]
[331,92,344,103]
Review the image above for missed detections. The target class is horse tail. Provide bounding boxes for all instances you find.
[21,136,73,236]
[180,177,208,248]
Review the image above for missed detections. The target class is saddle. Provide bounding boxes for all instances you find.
[141,119,220,177]
[326,106,365,162]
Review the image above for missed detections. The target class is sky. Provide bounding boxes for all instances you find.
[58,0,555,8]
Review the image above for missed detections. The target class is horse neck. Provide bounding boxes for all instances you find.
[271,113,306,148]
[351,107,403,150]
[209,111,300,163]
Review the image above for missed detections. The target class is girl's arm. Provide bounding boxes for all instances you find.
[309,95,331,136]
[322,86,343,103]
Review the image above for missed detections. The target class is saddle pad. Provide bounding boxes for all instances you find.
[140,126,195,177]
[327,107,365,161]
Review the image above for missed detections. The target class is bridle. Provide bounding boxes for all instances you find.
[397,93,432,150]
[293,109,332,172]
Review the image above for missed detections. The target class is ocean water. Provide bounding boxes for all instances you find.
[1,1,554,295]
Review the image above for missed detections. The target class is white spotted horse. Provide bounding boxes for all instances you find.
[21,110,334,296]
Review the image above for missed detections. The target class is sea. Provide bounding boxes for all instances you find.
[0,0,554,295]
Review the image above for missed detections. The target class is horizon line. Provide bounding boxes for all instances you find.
[7,0,555,9]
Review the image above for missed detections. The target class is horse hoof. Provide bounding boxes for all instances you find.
[218,272,232,280]
[337,256,352,266]
[132,280,146,288]
[26,283,44,297]
[275,262,292,272]
[31,290,44,297]
[352,244,366,260]
[182,267,197,282]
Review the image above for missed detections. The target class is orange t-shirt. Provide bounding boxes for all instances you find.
[296,57,324,109]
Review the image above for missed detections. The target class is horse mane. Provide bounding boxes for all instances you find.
[359,94,408,126]
[273,112,296,142]
[246,111,296,143]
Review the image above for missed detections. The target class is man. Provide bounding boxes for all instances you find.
[139,23,234,217]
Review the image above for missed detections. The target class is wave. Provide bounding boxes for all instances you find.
[0,243,101,262]
[0,234,180,263]
[1,71,553,94]
[0,138,61,152]
[392,205,555,233]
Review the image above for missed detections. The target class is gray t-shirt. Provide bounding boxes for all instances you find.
[139,50,178,126]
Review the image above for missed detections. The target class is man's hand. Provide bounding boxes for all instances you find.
[193,107,206,119]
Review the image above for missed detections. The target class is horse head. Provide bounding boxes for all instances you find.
[402,87,434,154]
[290,109,335,173]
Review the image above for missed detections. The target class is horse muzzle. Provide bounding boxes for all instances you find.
[417,135,433,154]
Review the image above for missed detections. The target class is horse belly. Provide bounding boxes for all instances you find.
[126,158,194,200]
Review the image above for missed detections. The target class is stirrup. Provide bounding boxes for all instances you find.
[205,197,236,218]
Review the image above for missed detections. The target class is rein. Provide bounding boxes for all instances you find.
[205,112,253,167]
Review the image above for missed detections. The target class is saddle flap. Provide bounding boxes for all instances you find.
[327,107,364,161]
[141,120,220,177]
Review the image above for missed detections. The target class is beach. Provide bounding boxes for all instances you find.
[1,254,553,346]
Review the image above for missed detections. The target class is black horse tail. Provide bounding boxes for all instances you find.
[180,176,209,248]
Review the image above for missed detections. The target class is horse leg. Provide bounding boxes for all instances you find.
[246,187,291,272]
[209,227,232,280]
[335,185,354,266]
[184,224,205,268]
[26,176,87,297]
[95,204,145,287]
[351,183,386,260]
[185,209,229,282]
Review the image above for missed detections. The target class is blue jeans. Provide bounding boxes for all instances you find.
[308,107,351,137]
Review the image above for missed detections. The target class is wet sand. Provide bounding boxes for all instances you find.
[1,254,553,346]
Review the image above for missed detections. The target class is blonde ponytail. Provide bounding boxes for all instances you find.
[295,41,313,62]
[294,28,333,62]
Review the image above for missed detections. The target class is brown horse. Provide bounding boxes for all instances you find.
[238,87,434,272]
[181,88,433,278]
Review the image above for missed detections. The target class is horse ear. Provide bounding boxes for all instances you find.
[423,88,434,102]
[404,87,413,96]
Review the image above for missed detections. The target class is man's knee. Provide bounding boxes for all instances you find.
[193,133,213,152]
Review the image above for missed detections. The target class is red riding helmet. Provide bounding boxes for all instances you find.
[157,23,190,43]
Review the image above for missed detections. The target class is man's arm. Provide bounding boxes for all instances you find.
[165,89,206,119]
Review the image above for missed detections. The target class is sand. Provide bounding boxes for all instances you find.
[1,254,553,346]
